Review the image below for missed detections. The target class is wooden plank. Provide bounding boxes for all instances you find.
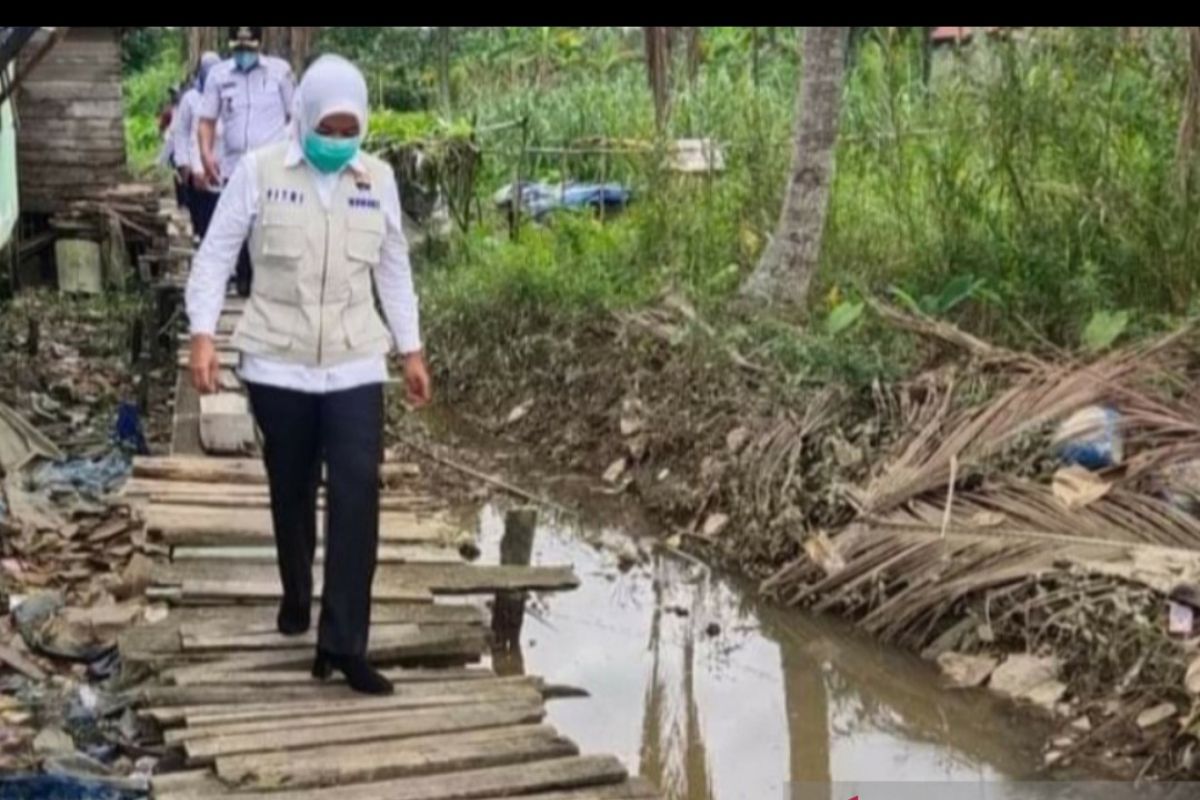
[183,699,544,763]
[156,561,579,596]
[472,781,660,800]
[179,619,483,652]
[21,150,126,168]
[121,478,440,511]
[165,687,545,744]
[172,579,433,605]
[140,668,499,722]
[144,505,456,546]
[167,627,485,679]
[171,370,204,456]
[178,677,540,727]
[132,455,420,485]
[177,349,239,368]
[171,544,462,565]
[16,81,123,101]
[216,724,575,789]
[14,98,123,119]
[138,491,437,512]
[204,755,629,800]
[122,601,478,653]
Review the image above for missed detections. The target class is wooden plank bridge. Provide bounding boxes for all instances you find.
[118,291,659,799]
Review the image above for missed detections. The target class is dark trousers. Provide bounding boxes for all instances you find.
[173,175,189,212]
[189,188,219,240]
[246,381,384,656]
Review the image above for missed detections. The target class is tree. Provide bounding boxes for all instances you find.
[436,27,452,112]
[643,26,671,131]
[741,27,849,308]
[1177,27,1200,194]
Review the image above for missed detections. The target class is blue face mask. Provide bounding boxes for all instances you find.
[233,51,259,72]
[303,132,361,174]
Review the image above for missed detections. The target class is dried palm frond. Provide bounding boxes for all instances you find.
[851,328,1197,517]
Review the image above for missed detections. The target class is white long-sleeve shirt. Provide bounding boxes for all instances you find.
[185,139,422,394]
[198,56,294,181]
[171,88,200,173]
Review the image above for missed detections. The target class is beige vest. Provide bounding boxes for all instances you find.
[231,142,393,366]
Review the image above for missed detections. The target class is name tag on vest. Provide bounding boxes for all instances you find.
[349,196,380,210]
[266,188,306,205]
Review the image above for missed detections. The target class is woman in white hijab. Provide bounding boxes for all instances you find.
[185,54,431,695]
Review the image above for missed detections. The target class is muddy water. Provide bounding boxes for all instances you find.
[467,501,1048,800]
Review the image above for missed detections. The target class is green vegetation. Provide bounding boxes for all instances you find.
[121,27,1200,384]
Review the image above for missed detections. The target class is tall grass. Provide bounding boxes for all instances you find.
[413,27,1198,361]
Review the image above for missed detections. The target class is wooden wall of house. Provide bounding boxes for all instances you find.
[15,27,127,215]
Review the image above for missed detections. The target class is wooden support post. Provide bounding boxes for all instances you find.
[490,507,537,676]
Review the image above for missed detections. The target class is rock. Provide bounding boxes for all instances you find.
[704,622,721,637]
[990,654,1062,706]
[43,750,112,777]
[936,652,998,688]
[1043,750,1064,767]
[142,604,169,624]
[656,468,670,481]
[603,458,627,485]
[725,427,749,454]
[1137,702,1177,729]
[701,513,729,538]
[1070,716,1092,733]
[32,726,74,755]
[504,399,534,426]
[1052,736,1074,748]
[666,605,689,618]
[1025,681,1068,710]
[619,398,645,437]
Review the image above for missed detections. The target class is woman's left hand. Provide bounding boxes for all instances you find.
[401,351,432,408]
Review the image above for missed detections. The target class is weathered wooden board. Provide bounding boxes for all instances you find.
[192,755,629,800]
[171,544,462,565]
[179,619,483,653]
[132,455,420,485]
[183,699,544,763]
[164,579,433,605]
[143,505,456,546]
[174,681,540,729]
[216,724,575,789]
[154,561,578,595]
[166,687,545,744]
[165,627,485,681]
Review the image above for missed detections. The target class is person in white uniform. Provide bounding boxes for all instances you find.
[185,54,432,696]
[171,51,220,238]
[197,26,295,296]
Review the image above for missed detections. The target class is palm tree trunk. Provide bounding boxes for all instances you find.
[741,27,849,309]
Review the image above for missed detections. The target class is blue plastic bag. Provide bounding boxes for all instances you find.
[0,775,143,800]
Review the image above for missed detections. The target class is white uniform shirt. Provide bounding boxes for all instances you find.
[185,140,422,394]
[171,88,201,172]
[199,56,295,181]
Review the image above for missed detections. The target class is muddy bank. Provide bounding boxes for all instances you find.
[422,300,1200,779]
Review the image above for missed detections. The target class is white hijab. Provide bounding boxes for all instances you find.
[292,54,369,143]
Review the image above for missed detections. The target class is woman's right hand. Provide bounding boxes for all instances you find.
[190,335,221,394]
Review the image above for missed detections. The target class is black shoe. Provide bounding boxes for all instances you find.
[312,649,394,695]
[235,272,251,297]
[277,603,310,636]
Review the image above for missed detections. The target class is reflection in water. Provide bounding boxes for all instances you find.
[473,503,1044,800]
